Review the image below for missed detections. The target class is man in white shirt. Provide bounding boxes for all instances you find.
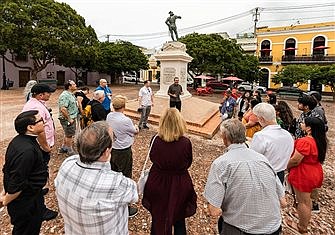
[55,121,138,235]
[138,80,153,129]
[250,103,294,183]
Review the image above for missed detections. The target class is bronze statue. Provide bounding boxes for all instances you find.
[165,11,181,41]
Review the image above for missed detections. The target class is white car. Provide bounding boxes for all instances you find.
[123,73,137,82]
[238,82,267,93]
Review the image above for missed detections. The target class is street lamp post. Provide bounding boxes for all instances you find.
[1,54,8,90]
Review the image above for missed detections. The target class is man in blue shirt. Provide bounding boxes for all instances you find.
[220,90,236,121]
[96,79,112,114]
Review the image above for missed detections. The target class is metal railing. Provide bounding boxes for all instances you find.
[282,54,335,64]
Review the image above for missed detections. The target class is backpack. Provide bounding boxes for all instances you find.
[82,103,93,128]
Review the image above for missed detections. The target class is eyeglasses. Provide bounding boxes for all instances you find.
[32,118,44,125]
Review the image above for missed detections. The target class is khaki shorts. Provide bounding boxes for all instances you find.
[59,118,76,137]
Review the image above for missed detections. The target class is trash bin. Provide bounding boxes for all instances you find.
[8,80,14,87]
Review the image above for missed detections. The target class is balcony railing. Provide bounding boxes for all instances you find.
[259,56,273,63]
[282,54,335,64]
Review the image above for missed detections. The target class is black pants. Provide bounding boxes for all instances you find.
[151,219,186,235]
[218,218,281,235]
[7,192,44,235]
[277,170,285,184]
[170,100,182,112]
[111,147,133,178]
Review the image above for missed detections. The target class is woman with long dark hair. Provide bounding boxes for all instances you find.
[275,101,295,134]
[287,117,327,234]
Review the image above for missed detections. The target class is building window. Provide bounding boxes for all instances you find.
[284,38,296,56]
[260,40,271,57]
[313,36,326,56]
[148,71,152,81]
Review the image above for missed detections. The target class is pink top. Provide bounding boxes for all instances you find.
[22,98,55,146]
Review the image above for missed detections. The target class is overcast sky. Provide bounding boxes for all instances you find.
[56,0,335,49]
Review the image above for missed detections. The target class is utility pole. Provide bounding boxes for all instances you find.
[253,7,260,37]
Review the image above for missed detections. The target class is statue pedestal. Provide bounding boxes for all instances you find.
[154,41,192,99]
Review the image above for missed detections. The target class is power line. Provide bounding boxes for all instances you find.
[262,2,335,11]
[262,9,335,14]
[260,15,335,23]
[109,10,252,38]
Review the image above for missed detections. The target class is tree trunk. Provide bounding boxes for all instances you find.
[31,69,38,80]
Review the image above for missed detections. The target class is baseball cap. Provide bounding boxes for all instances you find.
[31,84,56,94]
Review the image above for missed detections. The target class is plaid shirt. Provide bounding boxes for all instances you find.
[204,144,284,234]
[55,155,138,235]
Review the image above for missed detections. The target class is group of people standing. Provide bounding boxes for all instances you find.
[219,88,328,234]
[0,78,329,235]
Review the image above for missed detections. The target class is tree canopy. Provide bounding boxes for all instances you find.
[272,65,312,86]
[179,33,260,81]
[97,41,148,82]
[0,0,98,79]
[273,64,335,100]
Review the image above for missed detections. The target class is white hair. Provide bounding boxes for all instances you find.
[253,103,276,122]
[23,80,38,98]
[93,90,105,100]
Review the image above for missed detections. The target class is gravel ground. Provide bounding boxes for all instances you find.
[0,84,334,234]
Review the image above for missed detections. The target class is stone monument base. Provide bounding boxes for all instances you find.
[124,97,221,138]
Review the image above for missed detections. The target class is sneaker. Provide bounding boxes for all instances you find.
[312,202,320,213]
[128,206,138,218]
[58,147,68,154]
[43,208,58,221]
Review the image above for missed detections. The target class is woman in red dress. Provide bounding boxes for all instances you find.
[287,117,327,234]
[142,108,197,235]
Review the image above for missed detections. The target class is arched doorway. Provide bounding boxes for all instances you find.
[259,68,269,88]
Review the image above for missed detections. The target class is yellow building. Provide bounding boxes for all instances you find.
[256,21,335,92]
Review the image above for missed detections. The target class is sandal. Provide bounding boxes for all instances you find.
[283,218,301,235]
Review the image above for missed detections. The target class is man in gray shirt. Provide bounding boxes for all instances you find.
[204,119,285,235]
[168,77,184,112]
[106,95,139,217]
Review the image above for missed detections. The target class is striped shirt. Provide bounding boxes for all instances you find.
[55,155,138,235]
[204,144,284,234]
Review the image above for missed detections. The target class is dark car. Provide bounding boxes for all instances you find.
[276,86,304,97]
[206,80,229,90]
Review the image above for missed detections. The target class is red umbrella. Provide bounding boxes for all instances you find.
[194,75,215,80]
[313,46,329,50]
[222,76,243,81]
[283,47,297,51]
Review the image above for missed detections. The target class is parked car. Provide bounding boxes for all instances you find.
[122,72,137,82]
[187,77,194,87]
[206,80,229,90]
[237,82,267,93]
[276,86,304,97]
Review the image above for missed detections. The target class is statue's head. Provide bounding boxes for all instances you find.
[169,11,174,15]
